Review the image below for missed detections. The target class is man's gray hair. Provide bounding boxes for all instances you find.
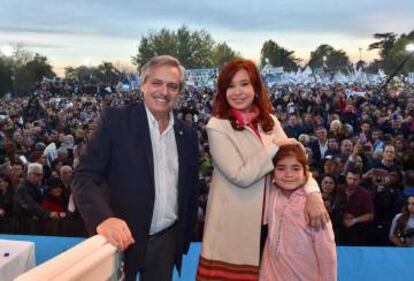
[27,162,43,174]
[59,165,73,174]
[140,55,185,90]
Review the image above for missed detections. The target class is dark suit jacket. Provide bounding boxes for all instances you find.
[14,180,49,219]
[72,102,199,277]
[309,140,324,164]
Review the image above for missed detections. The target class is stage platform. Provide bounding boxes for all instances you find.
[1,234,413,280]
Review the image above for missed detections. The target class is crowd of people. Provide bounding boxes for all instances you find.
[1,67,414,250]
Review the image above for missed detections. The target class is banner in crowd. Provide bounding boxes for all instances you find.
[185,69,218,88]
[260,65,392,87]
[38,67,414,94]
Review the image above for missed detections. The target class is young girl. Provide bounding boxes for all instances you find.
[260,144,337,281]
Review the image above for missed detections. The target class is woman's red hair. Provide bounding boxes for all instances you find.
[213,58,274,132]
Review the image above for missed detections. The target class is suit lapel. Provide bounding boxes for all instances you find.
[133,103,155,189]
[174,118,186,208]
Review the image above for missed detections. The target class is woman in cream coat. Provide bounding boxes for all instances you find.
[197,59,328,281]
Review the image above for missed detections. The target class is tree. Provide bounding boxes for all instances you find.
[14,53,55,96]
[260,40,298,71]
[0,47,55,96]
[133,26,216,69]
[406,30,414,40]
[24,54,54,82]
[384,37,414,75]
[367,32,397,73]
[97,62,121,84]
[368,32,397,60]
[0,56,13,96]
[308,44,350,72]
[64,63,121,84]
[356,60,367,70]
[367,30,414,74]
[210,42,239,66]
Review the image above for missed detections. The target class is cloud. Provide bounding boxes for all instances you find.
[1,0,413,38]
[0,0,412,71]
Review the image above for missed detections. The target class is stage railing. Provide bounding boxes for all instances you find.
[14,235,122,281]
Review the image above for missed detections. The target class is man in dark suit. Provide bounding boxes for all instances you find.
[309,126,329,165]
[14,163,60,234]
[72,55,199,281]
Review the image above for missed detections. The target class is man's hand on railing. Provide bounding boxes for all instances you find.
[96,217,135,251]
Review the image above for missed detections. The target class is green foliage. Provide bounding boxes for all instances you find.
[211,42,239,67]
[260,40,298,71]
[308,44,351,72]
[132,26,238,69]
[0,56,13,97]
[64,62,121,83]
[367,30,414,74]
[0,47,55,97]
[368,33,397,60]
[385,37,414,75]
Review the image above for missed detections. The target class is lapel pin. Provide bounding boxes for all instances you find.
[179,131,183,136]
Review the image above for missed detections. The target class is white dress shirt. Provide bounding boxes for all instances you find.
[319,140,328,158]
[145,106,179,235]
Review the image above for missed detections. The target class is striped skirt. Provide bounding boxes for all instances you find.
[196,256,259,281]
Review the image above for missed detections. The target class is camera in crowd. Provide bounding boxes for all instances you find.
[397,228,414,243]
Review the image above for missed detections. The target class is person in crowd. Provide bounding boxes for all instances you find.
[359,121,372,144]
[343,140,366,175]
[340,101,359,129]
[338,138,354,161]
[197,58,327,280]
[326,137,341,157]
[284,114,304,138]
[329,119,346,141]
[260,144,337,281]
[10,160,25,189]
[42,179,67,235]
[72,55,199,281]
[0,174,14,233]
[371,127,385,153]
[368,169,405,245]
[393,135,406,164]
[321,155,340,179]
[59,165,72,203]
[14,163,59,234]
[309,126,329,164]
[298,133,310,148]
[369,144,400,171]
[335,169,374,245]
[301,113,315,134]
[389,195,414,246]
[42,179,67,217]
[320,174,338,217]
[400,135,414,170]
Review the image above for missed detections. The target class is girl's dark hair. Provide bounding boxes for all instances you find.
[394,195,414,236]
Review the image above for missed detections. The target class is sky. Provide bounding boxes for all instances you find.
[0,0,413,75]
